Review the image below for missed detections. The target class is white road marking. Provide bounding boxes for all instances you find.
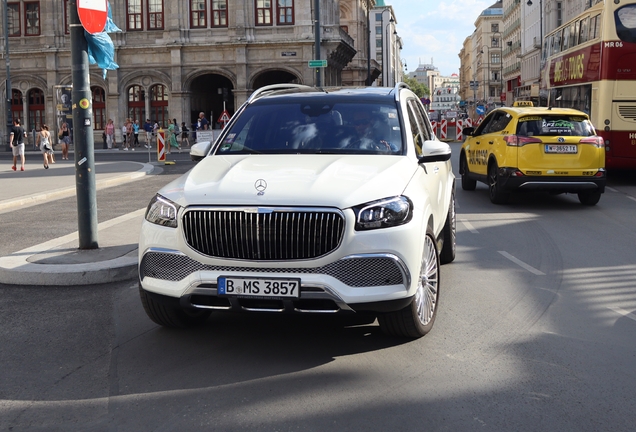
[460,218,479,234]
[605,187,617,192]
[608,306,636,322]
[627,196,636,203]
[498,251,545,275]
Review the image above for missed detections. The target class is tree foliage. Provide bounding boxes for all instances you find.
[403,77,430,98]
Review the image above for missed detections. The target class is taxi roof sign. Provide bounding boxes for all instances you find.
[513,101,534,107]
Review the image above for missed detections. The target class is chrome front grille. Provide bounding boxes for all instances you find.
[182,208,345,260]
[140,251,406,287]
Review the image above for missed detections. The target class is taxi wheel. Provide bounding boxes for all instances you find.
[460,154,476,191]
[378,228,440,338]
[578,190,601,206]
[139,285,211,328]
[488,161,509,204]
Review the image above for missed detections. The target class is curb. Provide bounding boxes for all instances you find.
[0,162,156,213]
[0,209,145,286]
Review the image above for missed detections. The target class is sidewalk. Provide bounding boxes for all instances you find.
[0,156,156,286]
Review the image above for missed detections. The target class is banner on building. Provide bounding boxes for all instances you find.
[54,85,73,143]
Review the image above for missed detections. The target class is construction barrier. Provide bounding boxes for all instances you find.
[157,129,166,162]
[431,121,437,137]
[456,119,463,141]
[464,118,473,128]
[440,119,448,140]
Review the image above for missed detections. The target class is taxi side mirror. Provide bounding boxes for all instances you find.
[462,127,475,136]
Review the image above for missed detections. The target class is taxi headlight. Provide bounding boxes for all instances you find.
[353,196,413,231]
[145,194,180,228]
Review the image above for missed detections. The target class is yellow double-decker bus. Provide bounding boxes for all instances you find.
[540,0,636,169]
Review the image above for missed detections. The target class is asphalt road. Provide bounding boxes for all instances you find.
[1,146,635,431]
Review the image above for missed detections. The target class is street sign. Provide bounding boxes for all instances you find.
[77,0,108,34]
[308,60,327,68]
[476,105,486,115]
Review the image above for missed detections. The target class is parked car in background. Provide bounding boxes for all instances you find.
[139,83,455,339]
[460,102,606,205]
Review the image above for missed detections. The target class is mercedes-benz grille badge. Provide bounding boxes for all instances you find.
[557,137,565,143]
[255,179,267,196]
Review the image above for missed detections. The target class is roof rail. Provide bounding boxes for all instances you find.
[246,84,313,104]
[394,82,411,103]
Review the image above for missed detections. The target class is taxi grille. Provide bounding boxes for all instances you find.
[182,208,344,260]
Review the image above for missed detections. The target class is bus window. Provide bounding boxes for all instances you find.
[579,17,589,44]
[554,30,562,54]
[590,15,601,39]
[563,26,571,51]
[615,5,636,44]
[571,21,579,47]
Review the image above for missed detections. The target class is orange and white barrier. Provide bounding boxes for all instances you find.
[431,121,437,137]
[440,119,448,140]
[456,120,463,141]
[157,129,166,162]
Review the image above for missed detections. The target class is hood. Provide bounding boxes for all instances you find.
[160,154,418,209]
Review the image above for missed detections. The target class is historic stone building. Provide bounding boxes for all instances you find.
[1,0,380,143]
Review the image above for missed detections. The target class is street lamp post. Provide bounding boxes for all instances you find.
[380,11,394,86]
[492,30,504,105]
[527,0,543,104]
[481,46,490,104]
[3,0,13,152]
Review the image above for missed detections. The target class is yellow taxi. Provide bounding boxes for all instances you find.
[460,102,606,205]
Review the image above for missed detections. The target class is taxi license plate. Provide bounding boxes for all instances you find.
[217,276,300,298]
[545,144,577,154]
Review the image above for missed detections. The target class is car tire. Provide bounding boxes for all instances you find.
[378,228,440,338]
[578,190,601,206]
[139,285,211,328]
[488,160,509,204]
[460,153,477,191]
[440,192,456,264]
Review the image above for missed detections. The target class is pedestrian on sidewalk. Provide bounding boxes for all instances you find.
[58,122,71,160]
[127,119,134,151]
[37,124,54,169]
[9,118,27,171]
[167,118,180,153]
[105,119,115,149]
[143,119,153,148]
[122,120,129,151]
[181,122,190,147]
[133,119,140,148]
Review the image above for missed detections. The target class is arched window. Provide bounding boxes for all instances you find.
[127,85,145,122]
[149,84,168,127]
[28,88,45,131]
[92,86,106,130]
[11,89,23,125]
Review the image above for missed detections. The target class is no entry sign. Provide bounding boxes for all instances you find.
[77,0,108,34]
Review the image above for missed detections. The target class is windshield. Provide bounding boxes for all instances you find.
[516,115,596,137]
[616,4,636,43]
[214,100,403,155]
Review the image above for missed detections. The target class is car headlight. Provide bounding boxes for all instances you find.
[353,196,413,231]
[145,194,181,228]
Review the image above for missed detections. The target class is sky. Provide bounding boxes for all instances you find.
[389,0,493,76]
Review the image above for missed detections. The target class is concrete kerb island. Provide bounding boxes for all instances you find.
[0,162,157,286]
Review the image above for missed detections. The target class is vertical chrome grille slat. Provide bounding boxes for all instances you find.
[183,208,344,260]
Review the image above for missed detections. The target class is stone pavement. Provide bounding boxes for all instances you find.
[0,154,156,286]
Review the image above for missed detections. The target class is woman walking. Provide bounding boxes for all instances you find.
[37,124,54,169]
[167,118,180,153]
[181,122,190,148]
[105,119,115,149]
[58,122,71,160]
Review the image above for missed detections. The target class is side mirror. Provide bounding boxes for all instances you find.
[418,139,451,163]
[462,127,475,136]
[190,141,211,162]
